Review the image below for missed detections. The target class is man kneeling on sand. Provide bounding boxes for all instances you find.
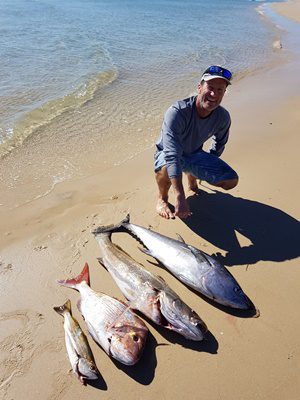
[154,65,239,219]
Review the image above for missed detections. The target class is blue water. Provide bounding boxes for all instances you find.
[0,0,282,152]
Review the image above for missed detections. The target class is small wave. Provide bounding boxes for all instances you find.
[0,68,118,159]
[13,160,78,209]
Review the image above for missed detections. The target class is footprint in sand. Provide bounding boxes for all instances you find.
[0,310,45,396]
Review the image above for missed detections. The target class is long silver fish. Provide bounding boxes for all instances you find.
[53,299,99,384]
[57,263,148,366]
[93,215,255,310]
[93,228,207,341]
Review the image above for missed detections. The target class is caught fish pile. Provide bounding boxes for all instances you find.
[93,215,256,310]
[55,214,257,384]
[93,226,207,341]
[57,263,148,367]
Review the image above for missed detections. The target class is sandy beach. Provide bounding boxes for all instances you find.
[1,2,300,400]
[272,0,300,23]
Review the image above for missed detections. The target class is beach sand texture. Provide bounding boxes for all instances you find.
[1,2,300,400]
[273,0,300,23]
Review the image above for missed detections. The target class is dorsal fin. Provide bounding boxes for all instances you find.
[176,233,185,243]
[188,246,214,267]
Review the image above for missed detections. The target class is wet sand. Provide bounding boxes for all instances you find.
[1,2,300,400]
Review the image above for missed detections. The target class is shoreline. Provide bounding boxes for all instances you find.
[1,2,300,400]
[0,1,287,210]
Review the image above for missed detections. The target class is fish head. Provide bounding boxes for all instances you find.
[108,324,148,365]
[159,291,207,341]
[204,267,254,310]
[77,357,99,381]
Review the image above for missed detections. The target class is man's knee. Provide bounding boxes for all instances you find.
[155,166,171,186]
[219,177,239,190]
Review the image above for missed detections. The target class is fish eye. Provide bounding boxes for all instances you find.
[132,334,139,342]
[108,337,111,343]
[234,287,241,293]
[89,365,96,371]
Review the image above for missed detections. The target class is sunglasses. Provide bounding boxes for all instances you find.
[204,66,232,81]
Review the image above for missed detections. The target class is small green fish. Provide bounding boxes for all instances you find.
[54,299,99,384]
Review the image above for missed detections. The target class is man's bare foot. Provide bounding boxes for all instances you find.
[156,199,175,219]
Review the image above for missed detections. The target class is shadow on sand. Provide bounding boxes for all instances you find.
[183,189,300,267]
[137,312,218,354]
[110,330,158,385]
[111,316,218,384]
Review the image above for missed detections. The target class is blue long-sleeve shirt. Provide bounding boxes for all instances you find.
[155,96,231,178]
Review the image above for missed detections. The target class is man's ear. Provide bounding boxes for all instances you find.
[197,82,202,93]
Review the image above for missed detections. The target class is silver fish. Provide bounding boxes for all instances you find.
[93,228,207,341]
[53,299,99,384]
[57,263,148,366]
[93,215,255,310]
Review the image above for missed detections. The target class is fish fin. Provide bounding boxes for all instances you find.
[97,257,107,270]
[138,247,153,257]
[188,245,200,255]
[188,246,216,267]
[92,214,130,236]
[156,275,167,285]
[122,214,130,224]
[53,299,72,316]
[113,243,133,258]
[87,323,99,343]
[74,359,86,385]
[77,298,83,315]
[57,263,90,290]
[176,233,185,243]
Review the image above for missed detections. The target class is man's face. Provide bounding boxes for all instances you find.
[197,78,227,115]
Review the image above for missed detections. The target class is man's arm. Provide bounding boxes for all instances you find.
[163,109,191,218]
[209,111,231,156]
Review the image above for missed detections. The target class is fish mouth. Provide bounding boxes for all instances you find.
[108,325,148,365]
[81,370,99,380]
[158,294,207,341]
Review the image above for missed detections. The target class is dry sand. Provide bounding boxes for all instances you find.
[272,0,300,23]
[1,3,300,400]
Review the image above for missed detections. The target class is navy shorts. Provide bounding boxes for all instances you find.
[154,150,238,184]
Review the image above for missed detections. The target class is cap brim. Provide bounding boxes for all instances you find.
[201,74,231,85]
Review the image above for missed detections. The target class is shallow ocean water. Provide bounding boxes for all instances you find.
[0,0,284,207]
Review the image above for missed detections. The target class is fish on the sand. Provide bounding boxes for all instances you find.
[57,263,148,366]
[93,227,207,341]
[93,215,255,310]
[53,299,99,384]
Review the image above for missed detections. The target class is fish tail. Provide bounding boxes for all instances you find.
[53,299,72,316]
[92,214,130,236]
[57,263,90,290]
